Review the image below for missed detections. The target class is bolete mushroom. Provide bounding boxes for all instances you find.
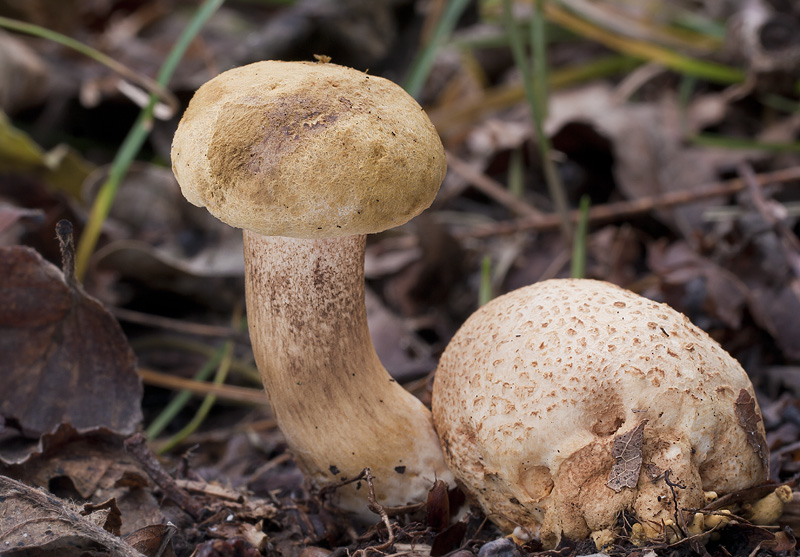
[432,278,768,547]
[171,60,453,516]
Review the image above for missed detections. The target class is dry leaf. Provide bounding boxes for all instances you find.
[735,389,769,471]
[82,498,123,536]
[425,479,450,533]
[607,420,648,493]
[0,246,142,438]
[0,475,144,556]
[123,523,177,557]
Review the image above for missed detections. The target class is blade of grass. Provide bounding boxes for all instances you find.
[556,0,723,52]
[144,344,227,439]
[154,307,245,452]
[156,338,235,453]
[507,146,525,198]
[74,0,224,281]
[570,195,590,278]
[691,134,800,153]
[501,0,572,243]
[0,15,177,115]
[479,255,493,306]
[430,55,641,137]
[545,3,745,84]
[131,336,260,384]
[530,0,548,120]
[404,0,472,97]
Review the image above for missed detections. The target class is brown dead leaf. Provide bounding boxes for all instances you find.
[0,245,142,438]
[648,240,750,329]
[82,498,123,535]
[426,479,450,533]
[0,475,144,556]
[123,523,177,557]
[766,528,797,552]
[206,520,268,553]
[607,420,648,493]
[735,390,769,471]
[749,281,800,360]
[0,423,149,491]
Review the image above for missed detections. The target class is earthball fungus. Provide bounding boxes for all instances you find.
[432,279,768,547]
[171,60,453,517]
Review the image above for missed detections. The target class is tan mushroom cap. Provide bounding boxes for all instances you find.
[432,279,768,548]
[171,60,446,238]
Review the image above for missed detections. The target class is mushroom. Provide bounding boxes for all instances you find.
[432,278,768,547]
[171,60,453,517]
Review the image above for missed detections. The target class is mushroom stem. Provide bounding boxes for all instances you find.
[243,230,452,517]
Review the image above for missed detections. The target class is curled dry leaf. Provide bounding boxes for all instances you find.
[82,498,123,536]
[123,523,177,557]
[0,246,142,438]
[425,479,450,533]
[735,389,769,471]
[607,420,648,493]
[0,475,144,557]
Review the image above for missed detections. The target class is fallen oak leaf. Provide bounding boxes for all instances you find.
[0,221,142,439]
[0,475,145,557]
[607,420,648,493]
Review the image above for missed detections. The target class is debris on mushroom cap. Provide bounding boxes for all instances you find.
[432,278,768,548]
[171,60,446,238]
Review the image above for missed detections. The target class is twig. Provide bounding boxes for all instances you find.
[124,433,205,520]
[365,468,397,553]
[138,367,271,406]
[445,150,545,220]
[461,165,800,238]
[738,163,800,280]
[664,469,689,538]
[111,306,250,343]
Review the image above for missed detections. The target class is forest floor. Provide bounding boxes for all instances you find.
[2,1,800,556]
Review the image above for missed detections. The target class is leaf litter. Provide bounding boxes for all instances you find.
[607,420,648,493]
[3,0,800,555]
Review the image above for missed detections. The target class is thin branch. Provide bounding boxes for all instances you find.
[445,150,545,220]
[139,367,270,406]
[460,166,800,238]
[112,306,249,343]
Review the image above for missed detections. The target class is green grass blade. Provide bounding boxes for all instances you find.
[479,255,493,306]
[691,134,800,152]
[0,16,176,112]
[74,0,224,280]
[145,345,227,439]
[404,0,472,97]
[502,0,572,242]
[570,195,590,278]
[156,340,235,453]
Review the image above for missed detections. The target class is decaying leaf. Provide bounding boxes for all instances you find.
[0,475,144,556]
[82,498,123,536]
[123,523,177,557]
[206,520,268,553]
[425,479,450,533]
[0,245,142,438]
[607,420,648,493]
[735,389,769,471]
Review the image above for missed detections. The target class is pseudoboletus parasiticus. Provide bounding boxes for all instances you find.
[171,60,453,517]
[432,279,769,548]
